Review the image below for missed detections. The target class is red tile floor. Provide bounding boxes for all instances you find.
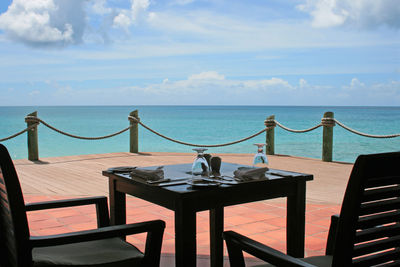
[25,195,340,266]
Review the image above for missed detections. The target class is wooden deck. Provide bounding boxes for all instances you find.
[14,152,354,265]
[15,152,353,205]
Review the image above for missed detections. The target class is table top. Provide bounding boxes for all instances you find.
[103,162,313,194]
[103,162,313,214]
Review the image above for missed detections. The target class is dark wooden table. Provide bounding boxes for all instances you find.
[103,163,313,267]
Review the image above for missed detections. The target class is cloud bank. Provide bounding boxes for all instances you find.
[2,71,398,106]
[0,0,86,47]
[0,0,151,47]
[298,0,400,29]
[108,72,400,105]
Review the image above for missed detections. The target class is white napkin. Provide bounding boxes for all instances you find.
[108,166,137,173]
[233,167,269,181]
[130,166,164,181]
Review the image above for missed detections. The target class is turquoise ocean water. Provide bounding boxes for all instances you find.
[0,106,399,163]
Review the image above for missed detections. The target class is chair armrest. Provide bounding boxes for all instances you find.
[223,231,314,267]
[30,219,165,247]
[25,196,110,227]
[325,214,339,255]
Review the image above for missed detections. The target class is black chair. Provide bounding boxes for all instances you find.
[0,144,165,267]
[223,152,400,266]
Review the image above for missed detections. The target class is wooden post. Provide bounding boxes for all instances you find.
[322,112,334,162]
[265,115,275,155]
[129,110,139,153]
[26,111,39,161]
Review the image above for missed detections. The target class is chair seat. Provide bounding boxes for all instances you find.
[253,255,333,267]
[33,237,144,267]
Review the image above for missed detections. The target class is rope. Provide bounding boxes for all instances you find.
[128,116,267,147]
[264,119,276,128]
[321,117,336,127]
[25,116,131,140]
[0,124,38,142]
[3,115,398,145]
[334,119,400,139]
[274,120,322,133]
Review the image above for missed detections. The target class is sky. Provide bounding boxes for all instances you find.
[0,0,399,106]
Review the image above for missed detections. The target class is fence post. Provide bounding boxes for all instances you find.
[129,110,139,153]
[265,115,275,155]
[25,111,39,161]
[322,111,335,162]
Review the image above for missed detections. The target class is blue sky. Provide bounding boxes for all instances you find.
[0,0,399,106]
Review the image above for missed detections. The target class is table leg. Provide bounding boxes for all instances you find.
[109,178,126,225]
[210,206,224,267]
[286,181,306,257]
[175,203,197,267]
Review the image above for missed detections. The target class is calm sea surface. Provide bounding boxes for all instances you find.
[1,106,399,163]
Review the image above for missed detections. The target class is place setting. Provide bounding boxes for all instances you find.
[106,144,298,189]
[184,146,273,188]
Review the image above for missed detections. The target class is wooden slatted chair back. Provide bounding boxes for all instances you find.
[0,144,31,267]
[333,152,400,266]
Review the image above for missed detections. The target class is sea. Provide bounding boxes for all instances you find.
[1,106,399,163]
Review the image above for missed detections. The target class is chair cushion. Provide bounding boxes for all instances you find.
[251,255,333,267]
[33,237,144,267]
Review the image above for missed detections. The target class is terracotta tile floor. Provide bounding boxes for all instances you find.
[25,195,340,266]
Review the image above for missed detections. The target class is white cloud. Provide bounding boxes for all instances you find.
[124,72,294,98]
[142,7,399,56]
[347,77,365,90]
[242,78,293,91]
[115,74,400,105]
[1,73,398,106]
[0,0,86,47]
[0,0,150,47]
[348,79,400,98]
[188,71,225,80]
[298,0,400,29]
[91,0,112,15]
[299,78,308,88]
[113,0,150,30]
[113,11,133,29]
[369,80,400,97]
[342,77,366,91]
[131,0,150,19]
[339,78,400,105]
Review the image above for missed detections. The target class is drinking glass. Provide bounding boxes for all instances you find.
[192,148,209,177]
[253,143,268,167]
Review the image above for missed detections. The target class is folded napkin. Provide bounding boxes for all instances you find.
[130,166,164,181]
[107,166,138,173]
[233,167,269,181]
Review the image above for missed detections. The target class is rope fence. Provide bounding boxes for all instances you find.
[333,119,400,139]
[25,116,132,140]
[274,120,322,133]
[0,124,38,142]
[128,116,267,147]
[1,110,399,161]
